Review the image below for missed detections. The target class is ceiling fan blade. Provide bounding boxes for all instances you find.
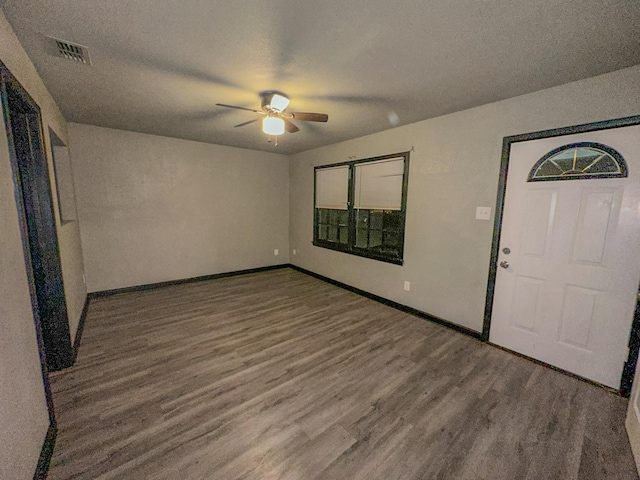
[290,112,328,122]
[216,103,263,114]
[234,119,259,128]
[284,119,300,133]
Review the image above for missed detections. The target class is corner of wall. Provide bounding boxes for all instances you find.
[0,10,87,479]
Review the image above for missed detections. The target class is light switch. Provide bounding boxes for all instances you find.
[476,206,492,221]
[274,249,279,256]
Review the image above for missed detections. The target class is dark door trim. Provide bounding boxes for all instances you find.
[621,288,640,398]
[1,63,74,372]
[482,114,640,392]
[0,61,57,425]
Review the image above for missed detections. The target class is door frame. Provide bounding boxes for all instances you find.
[482,114,640,390]
[0,61,66,425]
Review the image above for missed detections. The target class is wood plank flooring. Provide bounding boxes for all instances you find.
[48,269,638,479]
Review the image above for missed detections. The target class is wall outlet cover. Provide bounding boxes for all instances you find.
[476,206,492,221]
[404,281,411,291]
[274,249,279,256]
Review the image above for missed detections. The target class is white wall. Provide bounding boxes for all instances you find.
[0,10,87,480]
[54,145,87,339]
[69,123,290,292]
[289,65,640,332]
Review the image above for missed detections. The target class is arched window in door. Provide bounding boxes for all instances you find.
[528,142,627,182]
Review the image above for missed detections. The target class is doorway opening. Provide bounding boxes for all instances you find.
[1,63,74,374]
[483,115,640,393]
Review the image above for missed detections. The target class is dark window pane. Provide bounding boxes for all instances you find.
[356,210,368,228]
[369,230,382,248]
[384,211,402,229]
[339,226,348,244]
[384,232,400,247]
[328,226,338,242]
[536,161,562,177]
[318,209,329,224]
[318,225,329,240]
[338,209,349,225]
[370,211,383,230]
[356,228,368,248]
[589,156,619,174]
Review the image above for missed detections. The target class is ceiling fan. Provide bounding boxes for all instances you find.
[216,91,328,144]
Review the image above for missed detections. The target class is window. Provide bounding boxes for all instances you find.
[314,152,409,264]
[528,142,627,182]
[315,165,349,245]
[49,128,78,224]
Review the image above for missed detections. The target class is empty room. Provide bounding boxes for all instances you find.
[2,1,640,479]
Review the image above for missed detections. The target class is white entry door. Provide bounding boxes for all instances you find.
[490,123,640,389]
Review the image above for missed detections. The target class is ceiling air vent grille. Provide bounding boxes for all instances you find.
[46,37,91,64]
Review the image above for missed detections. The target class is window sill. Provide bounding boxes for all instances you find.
[312,241,403,266]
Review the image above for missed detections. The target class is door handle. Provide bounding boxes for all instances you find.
[499,260,509,269]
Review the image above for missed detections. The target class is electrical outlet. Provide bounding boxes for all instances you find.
[293,249,297,256]
[476,206,492,221]
[274,249,279,256]
[404,281,411,291]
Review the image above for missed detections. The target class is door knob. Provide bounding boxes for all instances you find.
[499,260,509,269]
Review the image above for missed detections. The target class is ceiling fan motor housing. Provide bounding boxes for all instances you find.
[215,93,326,138]
[261,91,289,113]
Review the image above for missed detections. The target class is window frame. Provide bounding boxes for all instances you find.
[49,128,78,224]
[313,151,410,265]
[527,141,628,182]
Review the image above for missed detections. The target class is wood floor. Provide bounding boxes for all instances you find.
[48,268,638,479]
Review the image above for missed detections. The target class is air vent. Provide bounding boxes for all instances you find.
[46,36,91,65]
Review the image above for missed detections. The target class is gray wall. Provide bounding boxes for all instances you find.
[69,123,290,293]
[289,65,640,332]
[0,10,87,480]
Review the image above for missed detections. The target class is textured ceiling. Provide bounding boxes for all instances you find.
[3,0,640,154]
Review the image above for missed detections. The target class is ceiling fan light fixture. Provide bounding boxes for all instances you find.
[262,116,285,135]
[268,93,290,112]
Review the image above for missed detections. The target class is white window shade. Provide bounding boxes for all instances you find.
[354,157,404,210]
[315,165,349,209]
